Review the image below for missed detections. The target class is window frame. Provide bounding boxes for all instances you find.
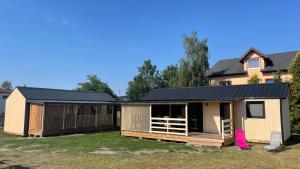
[246,101,265,119]
[106,104,113,115]
[219,81,231,86]
[247,58,260,69]
[266,79,274,84]
[91,104,97,115]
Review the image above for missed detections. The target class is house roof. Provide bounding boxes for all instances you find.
[0,89,13,94]
[239,47,267,63]
[16,86,116,103]
[139,83,289,102]
[207,50,298,77]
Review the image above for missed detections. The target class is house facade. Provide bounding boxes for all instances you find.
[4,87,117,136]
[207,48,297,86]
[121,83,291,147]
[0,89,13,127]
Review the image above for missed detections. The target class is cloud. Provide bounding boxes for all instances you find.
[61,19,69,25]
[45,15,72,26]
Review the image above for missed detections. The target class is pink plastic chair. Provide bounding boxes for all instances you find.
[235,130,251,150]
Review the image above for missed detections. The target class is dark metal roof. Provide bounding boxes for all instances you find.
[207,50,298,77]
[17,86,116,103]
[140,83,289,102]
[239,47,266,63]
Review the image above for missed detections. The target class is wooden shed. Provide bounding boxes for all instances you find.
[121,83,292,147]
[4,87,116,136]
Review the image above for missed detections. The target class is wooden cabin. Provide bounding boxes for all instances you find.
[4,87,116,136]
[121,83,291,148]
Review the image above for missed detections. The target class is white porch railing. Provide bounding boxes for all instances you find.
[222,119,234,139]
[150,117,187,136]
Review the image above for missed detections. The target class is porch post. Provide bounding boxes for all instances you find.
[185,103,188,136]
[230,102,234,136]
[149,104,152,133]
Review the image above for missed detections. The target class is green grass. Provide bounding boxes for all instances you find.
[1,130,300,169]
[0,130,196,153]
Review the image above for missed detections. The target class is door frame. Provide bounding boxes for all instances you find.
[220,103,230,133]
[188,102,203,132]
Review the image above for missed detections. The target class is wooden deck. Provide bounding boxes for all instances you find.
[121,130,234,148]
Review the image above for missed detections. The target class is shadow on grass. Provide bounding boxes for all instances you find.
[286,134,300,146]
[6,165,31,169]
[1,160,32,169]
[41,128,120,138]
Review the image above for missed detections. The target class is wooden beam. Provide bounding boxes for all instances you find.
[169,104,171,117]
[149,104,152,133]
[41,104,45,134]
[185,103,188,136]
[62,105,66,130]
[230,102,234,135]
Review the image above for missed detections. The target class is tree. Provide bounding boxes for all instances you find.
[126,60,164,100]
[76,74,117,98]
[175,32,209,87]
[288,51,300,133]
[1,81,13,90]
[273,70,282,83]
[248,75,261,84]
[161,65,178,87]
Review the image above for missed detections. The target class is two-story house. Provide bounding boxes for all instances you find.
[207,47,298,85]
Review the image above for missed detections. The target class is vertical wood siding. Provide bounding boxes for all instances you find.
[236,99,282,142]
[29,103,44,133]
[4,89,27,136]
[121,105,150,132]
[203,102,221,134]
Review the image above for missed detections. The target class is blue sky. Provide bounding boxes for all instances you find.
[0,0,299,95]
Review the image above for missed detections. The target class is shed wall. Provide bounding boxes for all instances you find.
[121,104,150,132]
[236,99,282,143]
[4,89,27,136]
[203,102,221,134]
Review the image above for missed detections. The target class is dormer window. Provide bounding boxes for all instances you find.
[248,58,260,69]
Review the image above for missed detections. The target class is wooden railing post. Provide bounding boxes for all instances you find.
[166,118,169,134]
[222,119,225,140]
[185,103,188,136]
[149,104,152,133]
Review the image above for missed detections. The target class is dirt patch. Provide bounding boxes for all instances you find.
[132,149,169,155]
[90,148,119,155]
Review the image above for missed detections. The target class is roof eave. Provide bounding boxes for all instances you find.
[207,72,247,78]
[27,100,116,104]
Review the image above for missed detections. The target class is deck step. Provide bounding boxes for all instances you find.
[187,140,223,148]
[187,137,224,148]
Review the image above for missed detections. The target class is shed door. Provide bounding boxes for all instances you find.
[29,103,44,133]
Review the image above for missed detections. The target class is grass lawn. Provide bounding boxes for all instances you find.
[0,129,300,169]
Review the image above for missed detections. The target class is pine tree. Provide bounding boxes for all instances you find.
[288,51,300,133]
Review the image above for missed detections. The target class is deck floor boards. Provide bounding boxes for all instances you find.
[121,130,234,148]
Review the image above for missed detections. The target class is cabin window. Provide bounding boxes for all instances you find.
[266,79,274,84]
[106,105,113,114]
[246,101,265,118]
[219,81,231,86]
[248,58,260,69]
[91,105,97,115]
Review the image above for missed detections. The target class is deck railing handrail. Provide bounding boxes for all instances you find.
[150,117,187,136]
